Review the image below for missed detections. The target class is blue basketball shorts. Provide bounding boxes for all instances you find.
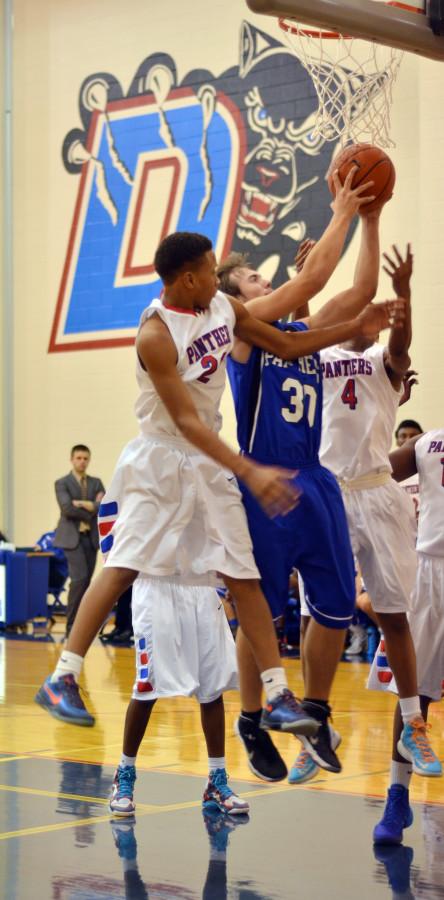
[241,463,355,630]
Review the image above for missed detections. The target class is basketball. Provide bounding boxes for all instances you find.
[327,143,396,214]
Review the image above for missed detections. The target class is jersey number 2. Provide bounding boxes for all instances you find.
[341,378,358,410]
[281,378,317,426]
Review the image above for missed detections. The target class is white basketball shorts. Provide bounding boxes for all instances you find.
[99,433,259,584]
[131,577,238,703]
[367,553,444,701]
[342,479,417,614]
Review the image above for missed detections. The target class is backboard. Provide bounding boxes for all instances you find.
[245,0,444,60]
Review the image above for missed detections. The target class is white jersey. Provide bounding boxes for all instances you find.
[134,292,235,438]
[319,343,402,480]
[415,430,444,556]
[400,473,420,518]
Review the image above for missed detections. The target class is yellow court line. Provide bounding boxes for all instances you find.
[0,784,113,805]
[0,752,55,764]
[1,774,444,842]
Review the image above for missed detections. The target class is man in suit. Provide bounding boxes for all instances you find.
[54,445,105,637]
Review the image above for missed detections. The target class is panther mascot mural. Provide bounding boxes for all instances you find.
[50,22,371,351]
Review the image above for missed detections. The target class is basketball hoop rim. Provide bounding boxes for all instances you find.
[278,17,349,39]
[278,2,423,40]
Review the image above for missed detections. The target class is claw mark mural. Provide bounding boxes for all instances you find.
[49,22,366,352]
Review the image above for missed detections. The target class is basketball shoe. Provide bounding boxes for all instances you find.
[299,701,341,773]
[109,765,137,817]
[202,769,249,816]
[373,785,413,845]
[288,726,341,784]
[235,715,287,782]
[398,718,442,776]
[260,689,320,737]
[345,624,367,657]
[34,675,95,726]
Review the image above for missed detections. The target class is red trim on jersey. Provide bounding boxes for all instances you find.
[162,303,198,316]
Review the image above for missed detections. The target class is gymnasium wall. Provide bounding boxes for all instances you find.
[3,0,444,543]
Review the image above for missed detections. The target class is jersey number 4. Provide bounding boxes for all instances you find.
[341,378,358,410]
[281,378,317,426]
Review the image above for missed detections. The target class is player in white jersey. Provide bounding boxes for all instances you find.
[395,418,423,518]
[371,429,444,844]
[292,241,441,787]
[35,230,396,747]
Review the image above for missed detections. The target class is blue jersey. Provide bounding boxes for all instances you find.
[227,320,323,467]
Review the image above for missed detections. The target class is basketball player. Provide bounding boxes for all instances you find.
[35,230,396,735]
[218,201,403,779]
[109,581,249,818]
[371,429,444,844]
[394,418,423,517]
[298,243,440,785]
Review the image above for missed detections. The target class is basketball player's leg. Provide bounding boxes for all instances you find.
[374,611,417,698]
[109,697,156,817]
[200,696,249,815]
[292,469,355,774]
[234,625,288,782]
[34,565,138,726]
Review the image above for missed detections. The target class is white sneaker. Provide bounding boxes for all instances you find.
[345,625,367,656]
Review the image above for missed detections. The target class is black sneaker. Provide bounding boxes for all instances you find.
[235,715,288,782]
[299,701,342,773]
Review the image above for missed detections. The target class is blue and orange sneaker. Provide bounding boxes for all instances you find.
[109,765,137,817]
[289,726,341,784]
[398,717,442,777]
[202,769,249,816]
[373,785,414,845]
[34,675,95,726]
[260,690,319,737]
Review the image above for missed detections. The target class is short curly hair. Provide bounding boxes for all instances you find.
[154,232,212,283]
[217,252,250,297]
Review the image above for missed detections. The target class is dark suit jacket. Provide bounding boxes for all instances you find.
[54,473,105,550]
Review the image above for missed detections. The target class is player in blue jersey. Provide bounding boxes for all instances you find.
[218,190,387,780]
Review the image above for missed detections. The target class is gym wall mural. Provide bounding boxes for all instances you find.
[49,21,367,352]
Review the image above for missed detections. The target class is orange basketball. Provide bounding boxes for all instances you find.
[327,143,395,214]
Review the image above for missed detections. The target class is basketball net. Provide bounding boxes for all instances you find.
[279,18,403,147]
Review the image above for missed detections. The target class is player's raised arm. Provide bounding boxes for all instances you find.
[307,209,381,327]
[136,316,300,518]
[229,295,406,361]
[389,434,420,482]
[383,244,413,386]
[239,168,375,323]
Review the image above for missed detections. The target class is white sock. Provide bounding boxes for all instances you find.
[208,756,225,773]
[120,754,137,768]
[390,760,413,789]
[399,696,422,723]
[51,650,83,682]
[261,667,288,702]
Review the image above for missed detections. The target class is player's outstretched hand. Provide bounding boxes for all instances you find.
[382,243,413,297]
[295,238,316,273]
[242,462,301,518]
[356,298,406,337]
[399,369,419,406]
[330,167,375,218]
